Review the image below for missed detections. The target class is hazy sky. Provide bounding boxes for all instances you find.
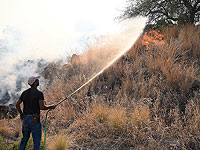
[0,0,127,59]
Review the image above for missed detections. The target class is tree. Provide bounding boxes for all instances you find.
[119,0,200,26]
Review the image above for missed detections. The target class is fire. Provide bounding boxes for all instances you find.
[142,30,165,50]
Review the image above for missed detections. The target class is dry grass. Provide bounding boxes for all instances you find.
[49,134,71,150]
[107,106,127,131]
[0,117,21,138]
[0,120,10,137]
[130,104,150,129]
[1,24,200,149]
[90,103,110,123]
[63,25,200,149]
[185,100,200,135]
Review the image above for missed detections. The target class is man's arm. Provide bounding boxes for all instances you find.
[16,99,24,120]
[39,100,56,110]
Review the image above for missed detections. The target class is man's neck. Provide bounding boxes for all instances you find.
[31,86,37,89]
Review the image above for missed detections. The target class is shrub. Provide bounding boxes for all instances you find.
[90,103,110,123]
[0,127,10,137]
[107,106,127,131]
[49,134,71,150]
[130,104,150,129]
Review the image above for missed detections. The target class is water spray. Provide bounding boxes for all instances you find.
[43,18,146,149]
[43,46,133,150]
[43,46,132,150]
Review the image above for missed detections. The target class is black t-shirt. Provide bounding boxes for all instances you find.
[19,88,44,115]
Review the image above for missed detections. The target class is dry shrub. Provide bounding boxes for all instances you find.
[49,134,71,150]
[0,126,10,137]
[0,120,10,137]
[180,65,196,92]
[90,103,128,132]
[130,104,150,129]
[0,117,21,138]
[90,103,110,123]
[162,25,180,42]
[185,100,200,135]
[178,25,200,58]
[107,106,127,131]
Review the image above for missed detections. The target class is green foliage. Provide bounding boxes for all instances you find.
[119,0,200,26]
[0,135,44,150]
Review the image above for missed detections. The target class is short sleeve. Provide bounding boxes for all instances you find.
[39,92,44,100]
[19,92,24,101]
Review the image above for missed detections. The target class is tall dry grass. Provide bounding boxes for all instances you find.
[64,25,200,149]
[107,106,127,131]
[1,25,200,149]
[48,134,71,150]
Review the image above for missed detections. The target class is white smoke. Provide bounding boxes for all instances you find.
[0,16,147,106]
[0,26,50,105]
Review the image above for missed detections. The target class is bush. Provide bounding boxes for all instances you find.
[107,106,127,131]
[49,134,71,150]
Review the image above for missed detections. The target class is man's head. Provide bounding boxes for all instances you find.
[28,76,40,87]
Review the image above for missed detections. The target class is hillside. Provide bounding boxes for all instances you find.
[1,25,200,149]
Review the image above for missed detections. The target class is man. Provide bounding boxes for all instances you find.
[16,76,56,150]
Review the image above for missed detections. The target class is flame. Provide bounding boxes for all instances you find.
[142,30,165,50]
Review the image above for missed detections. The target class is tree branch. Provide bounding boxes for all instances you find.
[197,6,200,12]
[182,0,194,11]
[149,9,178,21]
[194,1,200,9]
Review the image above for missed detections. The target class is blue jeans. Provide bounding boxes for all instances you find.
[19,115,42,150]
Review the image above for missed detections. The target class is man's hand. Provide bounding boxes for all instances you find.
[49,105,56,110]
[20,113,24,120]
[39,100,56,110]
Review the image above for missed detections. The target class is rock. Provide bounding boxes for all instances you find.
[0,105,18,119]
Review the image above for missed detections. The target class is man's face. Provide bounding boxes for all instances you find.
[35,79,39,86]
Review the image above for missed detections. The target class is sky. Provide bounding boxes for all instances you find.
[0,0,127,59]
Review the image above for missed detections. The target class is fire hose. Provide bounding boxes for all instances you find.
[43,87,84,150]
[43,56,129,149]
[43,66,106,150]
[43,54,117,149]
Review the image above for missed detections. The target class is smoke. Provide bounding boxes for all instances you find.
[0,17,147,106]
[78,17,147,73]
[0,26,52,105]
